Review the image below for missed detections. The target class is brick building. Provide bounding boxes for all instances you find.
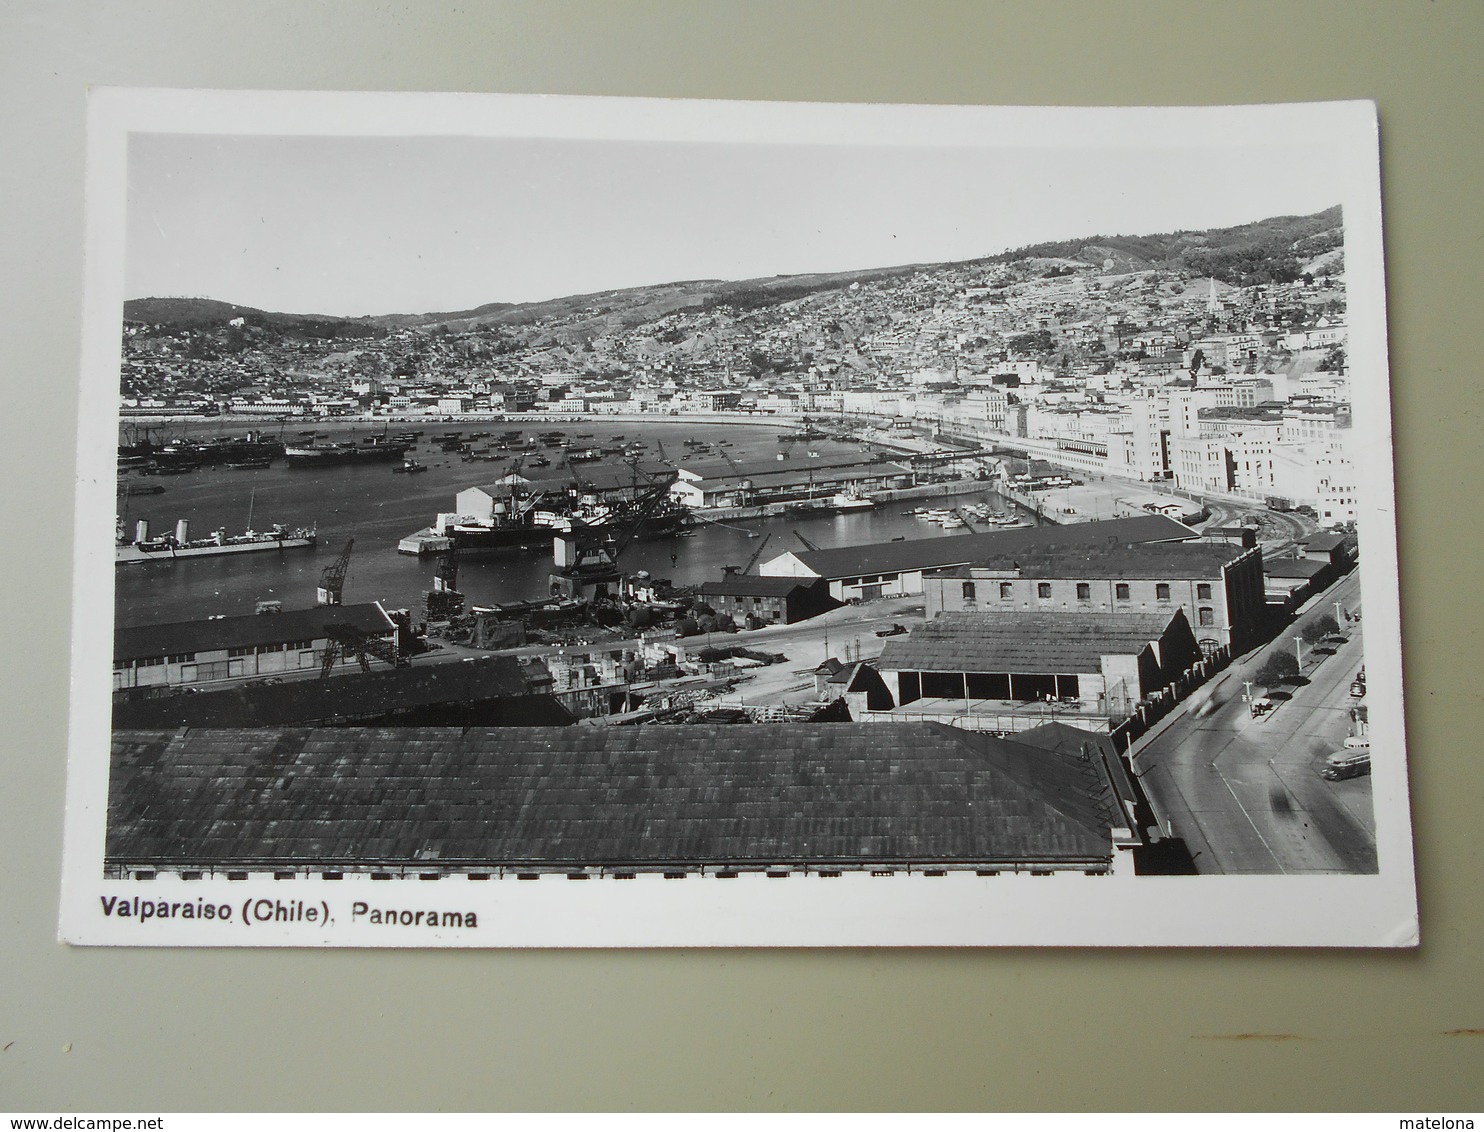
[697,572,838,625]
[922,540,1266,652]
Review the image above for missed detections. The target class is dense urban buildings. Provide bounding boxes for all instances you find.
[119,207,1353,527]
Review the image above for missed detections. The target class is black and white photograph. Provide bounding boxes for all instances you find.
[60,91,1416,946]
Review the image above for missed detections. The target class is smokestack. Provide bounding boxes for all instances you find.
[135,520,149,543]
[175,519,190,544]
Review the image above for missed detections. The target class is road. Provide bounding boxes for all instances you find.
[1132,571,1376,874]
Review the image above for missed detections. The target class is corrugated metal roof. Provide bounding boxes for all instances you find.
[106,723,1120,868]
[686,463,911,494]
[1262,556,1328,579]
[699,575,815,598]
[111,656,540,728]
[878,610,1177,673]
[683,455,903,482]
[115,603,395,662]
[937,540,1252,580]
[776,515,1198,580]
[1302,532,1347,552]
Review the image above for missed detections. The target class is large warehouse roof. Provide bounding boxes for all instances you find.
[114,602,395,662]
[106,723,1125,871]
[878,610,1181,673]
[111,656,559,729]
[935,539,1255,580]
[765,515,1199,580]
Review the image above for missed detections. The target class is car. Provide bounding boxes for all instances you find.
[1349,680,1366,698]
[1320,750,1371,781]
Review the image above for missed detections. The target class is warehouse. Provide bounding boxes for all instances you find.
[872,608,1202,733]
[923,540,1265,652]
[105,722,1145,879]
[697,571,838,625]
[671,454,913,510]
[759,514,1201,601]
[113,602,400,694]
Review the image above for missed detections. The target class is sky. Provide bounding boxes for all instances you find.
[125,132,1348,318]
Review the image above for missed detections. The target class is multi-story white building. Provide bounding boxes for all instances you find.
[1271,436,1357,525]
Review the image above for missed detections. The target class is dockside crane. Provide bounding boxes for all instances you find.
[316,538,354,606]
[739,532,772,575]
[793,529,820,552]
[424,550,465,621]
[717,444,757,507]
[549,466,682,599]
[318,623,405,678]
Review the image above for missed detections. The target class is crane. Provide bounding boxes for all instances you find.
[316,538,354,606]
[423,550,465,622]
[318,622,404,678]
[613,468,681,560]
[432,549,458,594]
[739,532,772,575]
[793,529,820,552]
[549,467,682,597]
[717,445,756,507]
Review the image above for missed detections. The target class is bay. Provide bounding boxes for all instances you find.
[114,416,1018,627]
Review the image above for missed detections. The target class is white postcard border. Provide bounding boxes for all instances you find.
[61,90,1417,947]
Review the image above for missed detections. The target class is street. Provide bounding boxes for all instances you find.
[1131,571,1376,874]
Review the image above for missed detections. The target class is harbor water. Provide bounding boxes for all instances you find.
[115,417,1024,627]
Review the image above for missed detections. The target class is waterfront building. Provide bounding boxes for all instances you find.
[105,722,1145,879]
[697,572,838,626]
[671,456,912,511]
[112,602,399,693]
[760,515,1200,602]
[922,540,1265,652]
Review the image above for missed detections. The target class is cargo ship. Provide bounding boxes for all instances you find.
[116,518,317,565]
[284,438,409,468]
[126,434,286,474]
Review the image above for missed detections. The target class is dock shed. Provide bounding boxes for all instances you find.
[760,514,1201,601]
[105,722,1143,878]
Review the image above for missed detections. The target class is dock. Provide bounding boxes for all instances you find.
[398,528,454,555]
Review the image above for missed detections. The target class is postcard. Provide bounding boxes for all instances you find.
[61,90,1416,946]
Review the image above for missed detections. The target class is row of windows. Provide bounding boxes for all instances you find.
[844,572,900,586]
[963,581,1215,601]
[116,652,199,669]
[226,641,318,658]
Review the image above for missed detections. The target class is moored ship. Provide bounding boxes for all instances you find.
[116,517,317,565]
[284,438,409,468]
[445,499,691,555]
[400,493,691,556]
